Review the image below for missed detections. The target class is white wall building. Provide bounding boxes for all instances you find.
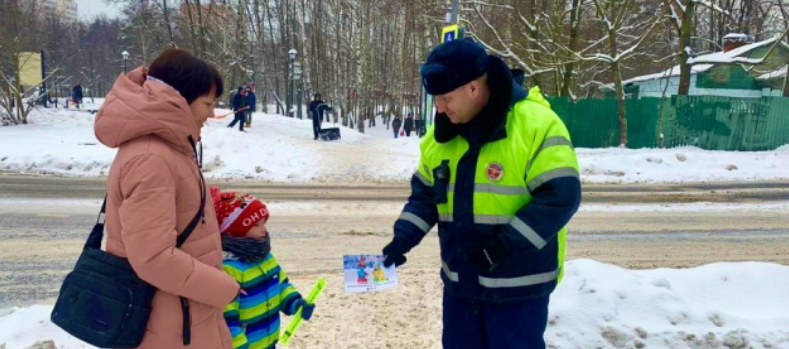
[40,0,78,22]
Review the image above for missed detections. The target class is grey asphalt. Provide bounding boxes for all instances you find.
[1,174,787,202]
[0,175,787,308]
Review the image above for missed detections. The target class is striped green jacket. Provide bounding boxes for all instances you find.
[222,253,302,349]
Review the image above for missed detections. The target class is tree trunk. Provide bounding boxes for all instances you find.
[709,4,715,52]
[194,0,207,57]
[12,54,24,124]
[561,0,582,96]
[677,0,694,95]
[162,0,176,45]
[613,62,627,147]
[266,1,280,113]
[183,0,199,55]
[604,0,626,147]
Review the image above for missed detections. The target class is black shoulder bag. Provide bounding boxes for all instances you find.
[51,185,205,348]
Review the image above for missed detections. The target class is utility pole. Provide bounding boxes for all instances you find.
[442,0,464,43]
[423,1,466,132]
[450,0,459,23]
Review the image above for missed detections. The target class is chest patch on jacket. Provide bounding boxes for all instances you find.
[485,162,504,182]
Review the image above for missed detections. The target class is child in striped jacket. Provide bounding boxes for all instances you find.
[211,188,316,349]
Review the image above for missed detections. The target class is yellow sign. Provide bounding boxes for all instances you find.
[18,52,42,87]
[441,24,459,43]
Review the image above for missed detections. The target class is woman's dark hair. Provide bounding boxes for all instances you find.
[148,48,224,104]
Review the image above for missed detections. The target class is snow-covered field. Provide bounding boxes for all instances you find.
[1,103,788,184]
[1,260,788,349]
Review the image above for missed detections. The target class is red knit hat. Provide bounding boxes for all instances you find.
[210,186,270,237]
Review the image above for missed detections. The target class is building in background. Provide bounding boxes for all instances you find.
[40,0,78,22]
[610,34,789,99]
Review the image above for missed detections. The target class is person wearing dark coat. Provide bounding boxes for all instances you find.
[392,117,402,139]
[381,38,581,349]
[72,82,83,109]
[404,113,414,137]
[309,93,332,140]
[227,87,248,132]
[415,114,424,138]
[244,86,256,127]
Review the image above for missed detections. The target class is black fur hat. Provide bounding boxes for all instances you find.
[420,38,488,95]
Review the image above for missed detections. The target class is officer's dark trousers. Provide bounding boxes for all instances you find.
[442,292,549,349]
[312,117,321,139]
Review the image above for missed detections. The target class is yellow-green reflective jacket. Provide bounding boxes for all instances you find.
[394,86,581,302]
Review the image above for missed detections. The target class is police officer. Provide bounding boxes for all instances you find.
[382,38,581,349]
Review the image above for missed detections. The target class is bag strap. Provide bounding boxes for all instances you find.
[83,197,107,250]
[176,169,206,248]
[179,135,208,346]
[84,175,205,251]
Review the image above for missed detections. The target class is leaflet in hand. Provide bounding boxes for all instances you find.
[343,254,398,294]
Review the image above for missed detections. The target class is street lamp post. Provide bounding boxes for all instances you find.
[297,88,302,119]
[287,49,297,117]
[121,50,129,73]
[294,62,302,119]
[53,75,60,108]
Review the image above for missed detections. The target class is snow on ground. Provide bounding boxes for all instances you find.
[578,147,789,184]
[579,201,789,213]
[2,260,788,349]
[548,260,789,349]
[1,105,788,183]
[200,109,419,182]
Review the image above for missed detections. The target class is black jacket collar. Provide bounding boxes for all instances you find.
[434,56,529,147]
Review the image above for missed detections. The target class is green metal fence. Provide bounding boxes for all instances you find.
[547,96,789,151]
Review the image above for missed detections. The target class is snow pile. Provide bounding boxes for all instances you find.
[0,306,96,349]
[1,107,788,183]
[548,260,789,348]
[0,108,117,176]
[579,146,789,183]
[2,260,789,348]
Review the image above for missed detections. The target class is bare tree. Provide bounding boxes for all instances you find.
[776,0,789,96]
[0,0,45,125]
[470,1,557,91]
[559,0,661,146]
[663,0,735,95]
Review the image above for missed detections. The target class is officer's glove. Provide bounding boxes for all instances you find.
[382,239,409,268]
[464,228,511,273]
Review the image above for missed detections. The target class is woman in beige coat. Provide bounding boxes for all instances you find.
[94,48,240,349]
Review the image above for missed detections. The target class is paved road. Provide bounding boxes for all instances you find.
[0,174,787,202]
[0,175,787,308]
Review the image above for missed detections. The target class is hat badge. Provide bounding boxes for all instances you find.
[486,162,504,182]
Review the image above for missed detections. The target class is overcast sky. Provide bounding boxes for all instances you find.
[76,0,122,20]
